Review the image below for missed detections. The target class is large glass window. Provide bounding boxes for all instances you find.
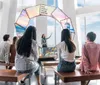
[17,0,36,7]
[85,14,100,43]
[77,0,100,7]
[47,0,62,47]
[47,0,54,6]
[77,0,85,7]
[85,0,100,6]
[79,13,100,44]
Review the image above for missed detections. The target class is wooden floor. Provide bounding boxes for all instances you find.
[0,66,100,85]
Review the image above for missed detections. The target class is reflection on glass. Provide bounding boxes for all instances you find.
[40,5,55,16]
[77,0,100,7]
[78,17,86,44]
[22,0,36,6]
[52,8,68,22]
[47,0,54,6]
[79,14,100,44]
[77,0,85,7]
[27,18,36,27]
[16,10,29,28]
[60,19,74,33]
[85,0,100,6]
[26,5,40,18]
[15,24,26,33]
[85,14,100,43]
[47,17,55,47]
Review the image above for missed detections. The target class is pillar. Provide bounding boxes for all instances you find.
[0,0,17,41]
[36,0,47,46]
[63,0,81,55]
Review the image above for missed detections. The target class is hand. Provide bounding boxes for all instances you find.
[6,63,10,66]
[84,70,92,74]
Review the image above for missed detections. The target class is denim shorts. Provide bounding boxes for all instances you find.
[17,68,39,76]
[57,58,76,72]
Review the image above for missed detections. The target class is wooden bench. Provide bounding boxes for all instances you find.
[42,59,81,66]
[54,69,100,85]
[0,69,30,85]
[0,62,14,67]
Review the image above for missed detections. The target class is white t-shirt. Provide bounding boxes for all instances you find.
[0,41,10,63]
[56,41,75,62]
[15,40,39,72]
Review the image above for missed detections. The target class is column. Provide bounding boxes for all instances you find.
[36,0,47,46]
[63,0,81,55]
[0,0,17,41]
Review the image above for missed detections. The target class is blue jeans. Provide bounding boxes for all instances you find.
[42,47,47,57]
[57,58,76,72]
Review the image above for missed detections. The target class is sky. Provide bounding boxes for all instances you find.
[77,0,100,44]
[77,0,100,6]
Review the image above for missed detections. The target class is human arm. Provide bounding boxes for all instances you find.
[4,43,10,64]
[54,43,61,60]
[31,41,39,61]
[46,33,52,40]
[81,45,91,73]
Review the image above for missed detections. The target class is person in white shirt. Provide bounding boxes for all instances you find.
[56,29,76,72]
[15,26,41,85]
[0,34,10,64]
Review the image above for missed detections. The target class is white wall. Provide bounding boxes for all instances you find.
[0,0,17,41]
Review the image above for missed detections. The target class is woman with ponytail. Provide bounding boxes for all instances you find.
[56,29,76,72]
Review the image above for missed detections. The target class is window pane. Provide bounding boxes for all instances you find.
[17,0,23,7]
[26,5,40,18]
[52,8,68,22]
[47,17,55,47]
[86,14,100,43]
[77,0,85,7]
[78,17,86,44]
[85,0,100,6]
[47,0,54,6]
[22,0,36,6]
[77,0,100,7]
[16,10,29,28]
[56,21,62,45]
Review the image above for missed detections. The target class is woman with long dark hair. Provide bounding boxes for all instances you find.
[15,26,41,85]
[56,29,76,72]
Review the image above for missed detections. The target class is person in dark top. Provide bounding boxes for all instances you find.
[9,36,17,69]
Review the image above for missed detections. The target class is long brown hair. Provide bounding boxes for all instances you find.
[61,29,76,53]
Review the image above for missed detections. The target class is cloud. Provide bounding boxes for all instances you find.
[85,0,100,5]
[79,14,100,26]
[77,0,100,6]
[86,14,100,25]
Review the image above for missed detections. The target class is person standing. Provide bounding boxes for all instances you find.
[41,34,52,56]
